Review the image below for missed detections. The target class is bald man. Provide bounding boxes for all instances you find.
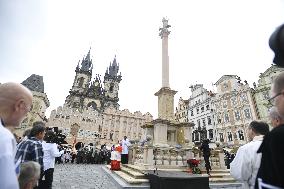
[269,106,284,128]
[0,82,33,189]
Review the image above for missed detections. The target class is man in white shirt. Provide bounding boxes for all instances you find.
[121,136,130,164]
[42,130,64,189]
[230,121,269,189]
[0,82,33,189]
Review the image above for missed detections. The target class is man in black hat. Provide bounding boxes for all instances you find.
[269,23,284,67]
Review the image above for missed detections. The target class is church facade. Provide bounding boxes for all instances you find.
[47,50,153,145]
[65,49,121,111]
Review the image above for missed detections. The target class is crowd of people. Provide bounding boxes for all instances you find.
[0,23,284,189]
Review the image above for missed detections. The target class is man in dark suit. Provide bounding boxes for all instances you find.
[200,139,211,175]
[255,72,284,188]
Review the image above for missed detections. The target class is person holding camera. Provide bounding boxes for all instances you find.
[42,130,64,189]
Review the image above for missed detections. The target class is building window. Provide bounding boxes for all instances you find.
[219,133,224,142]
[191,110,194,116]
[208,129,213,139]
[238,130,245,140]
[241,93,248,102]
[234,110,241,121]
[207,117,212,125]
[206,105,210,110]
[224,112,230,123]
[195,132,199,141]
[227,132,233,141]
[197,119,201,127]
[223,100,227,108]
[196,108,199,114]
[201,107,204,112]
[202,118,206,126]
[217,114,222,124]
[110,83,114,93]
[244,108,251,119]
[77,77,84,87]
[231,97,237,106]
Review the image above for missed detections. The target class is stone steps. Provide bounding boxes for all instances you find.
[120,166,146,179]
[106,165,148,185]
[210,177,236,183]
[114,170,149,184]
[107,164,236,185]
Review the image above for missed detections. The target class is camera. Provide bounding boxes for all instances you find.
[45,127,67,145]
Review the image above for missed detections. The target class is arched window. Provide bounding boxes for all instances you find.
[110,83,114,93]
[77,77,84,87]
[87,101,97,110]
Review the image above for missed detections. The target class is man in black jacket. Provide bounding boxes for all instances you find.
[255,71,284,188]
[200,139,211,175]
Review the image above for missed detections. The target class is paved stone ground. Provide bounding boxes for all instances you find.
[52,164,119,189]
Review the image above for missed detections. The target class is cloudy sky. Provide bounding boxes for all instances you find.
[0,0,284,118]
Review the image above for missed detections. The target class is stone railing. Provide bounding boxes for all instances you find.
[129,145,192,167]
[190,148,227,170]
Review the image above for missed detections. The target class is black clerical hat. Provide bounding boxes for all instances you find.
[269,23,284,67]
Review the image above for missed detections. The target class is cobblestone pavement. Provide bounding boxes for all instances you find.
[52,164,119,189]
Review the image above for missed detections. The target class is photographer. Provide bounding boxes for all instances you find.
[42,130,64,189]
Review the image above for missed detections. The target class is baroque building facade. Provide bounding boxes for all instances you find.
[213,75,258,146]
[15,74,50,137]
[47,50,153,145]
[253,65,284,125]
[47,106,152,145]
[187,84,215,143]
[175,97,189,123]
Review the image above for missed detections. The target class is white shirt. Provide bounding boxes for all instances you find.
[0,120,19,189]
[230,135,264,189]
[42,141,63,171]
[110,151,121,161]
[122,139,130,154]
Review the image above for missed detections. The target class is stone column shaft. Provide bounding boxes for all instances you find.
[162,35,169,88]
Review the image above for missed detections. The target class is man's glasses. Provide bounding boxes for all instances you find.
[268,92,284,105]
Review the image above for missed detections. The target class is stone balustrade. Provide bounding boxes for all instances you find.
[129,146,227,170]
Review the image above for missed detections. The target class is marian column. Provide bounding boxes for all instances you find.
[141,18,193,149]
[154,18,177,121]
[160,18,170,88]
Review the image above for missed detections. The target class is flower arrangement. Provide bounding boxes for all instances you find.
[187,158,201,174]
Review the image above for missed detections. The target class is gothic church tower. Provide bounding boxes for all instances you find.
[103,56,122,109]
[65,49,93,109]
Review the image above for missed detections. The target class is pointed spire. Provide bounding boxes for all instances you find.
[80,47,93,72]
[112,55,117,67]
[85,47,91,61]
[76,60,80,70]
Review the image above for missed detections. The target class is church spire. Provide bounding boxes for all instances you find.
[80,48,93,73]
[85,47,91,62]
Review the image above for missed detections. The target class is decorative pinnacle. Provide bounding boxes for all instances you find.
[159,17,171,38]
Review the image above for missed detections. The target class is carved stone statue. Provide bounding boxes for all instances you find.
[159,17,171,38]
